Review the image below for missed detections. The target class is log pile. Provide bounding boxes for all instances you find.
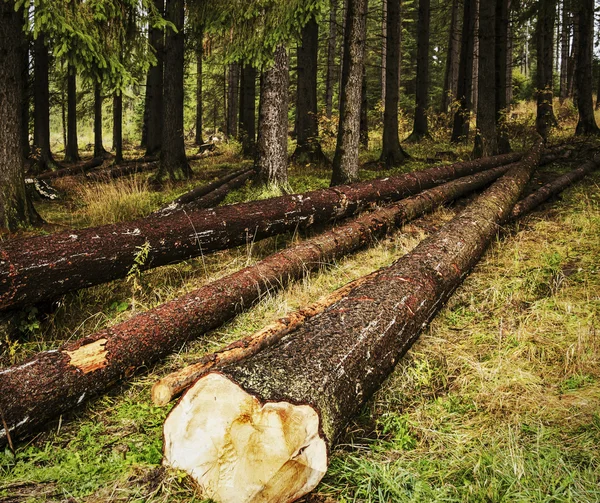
[161,137,543,503]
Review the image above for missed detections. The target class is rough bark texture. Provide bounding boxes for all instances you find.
[33,35,53,171]
[113,93,123,164]
[256,45,289,188]
[292,16,328,165]
[471,0,480,113]
[441,0,461,113]
[325,0,338,119]
[406,0,430,142]
[567,10,578,99]
[574,0,600,135]
[195,32,204,146]
[0,2,40,232]
[37,157,105,181]
[145,0,164,156]
[163,137,543,502]
[536,0,557,141]
[226,63,239,140]
[559,0,569,102]
[0,158,518,444]
[239,64,257,157]
[381,0,387,119]
[473,0,498,157]
[158,0,191,180]
[495,0,511,153]
[93,83,105,158]
[379,0,409,166]
[0,151,522,312]
[331,0,368,186]
[451,0,476,143]
[359,63,368,149]
[64,64,80,162]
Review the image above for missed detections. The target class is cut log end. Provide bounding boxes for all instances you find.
[163,373,327,503]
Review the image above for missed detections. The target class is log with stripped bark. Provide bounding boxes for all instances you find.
[0,162,514,446]
[0,152,521,312]
[161,137,543,503]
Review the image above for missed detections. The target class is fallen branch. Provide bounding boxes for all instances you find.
[161,137,543,503]
[0,152,521,312]
[0,162,515,445]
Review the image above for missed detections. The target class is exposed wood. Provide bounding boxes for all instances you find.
[0,151,523,312]
[162,137,543,503]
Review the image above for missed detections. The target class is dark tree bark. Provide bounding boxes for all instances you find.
[0,2,41,232]
[559,0,570,102]
[325,0,338,119]
[256,45,289,188]
[21,37,30,160]
[406,0,430,142]
[93,82,106,158]
[574,0,599,135]
[359,63,368,149]
[64,64,80,162]
[158,0,192,180]
[441,0,461,113]
[567,10,579,99]
[451,0,476,143]
[226,63,239,140]
[473,0,497,157]
[379,0,409,166]
[145,0,165,156]
[239,64,257,157]
[0,151,522,312]
[292,16,328,164]
[495,0,511,152]
[506,4,513,107]
[112,92,123,164]
[162,139,543,503]
[331,0,368,186]
[33,35,56,172]
[381,0,387,119]
[0,157,519,445]
[195,29,204,145]
[471,0,480,113]
[535,0,557,141]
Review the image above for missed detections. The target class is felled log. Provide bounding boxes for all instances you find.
[36,156,105,181]
[0,162,514,445]
[24,178,60,201]
[162,137,543,503]
[0,152,521,312]
[85,160,160,182]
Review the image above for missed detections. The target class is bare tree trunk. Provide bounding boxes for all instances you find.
[407,0,430,142]
[195,29,204,145]
[226,63,240,140]
[331,0,368,185]
[33,35,56,172]
[567,10,579,99]
[145,0,164,156]
[441,0,461,113]
[381,0,387,119]
[559,0,570,102]
[239,64,257,157]
[325,0,338,119]
[496,0,511,153]
[112,92,123,164]
[256,45,289,188]
[359,63,368,149]
[471,0,480,114]
[506,4,513,107]
[535,0,557,141]
[64,64,80,162]
[93,82,105,158]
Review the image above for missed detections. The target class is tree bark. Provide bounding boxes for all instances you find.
[64,64,80,162]
[441,0,461,113]
[21,36,30,161]
[406,0,430,142]
[535,0,557,141]
[473,0,497,157]
[559,0,570,102]
[145,0,164,156]
[451,0,476,143]
[0,151,522,312]
[256,45,289,188]
[239,64,257,157]
[226,63,239,140]
[471,0,480,114]
[157,0,191,180]
[0,2,40,232]
[331,0,368,185]
[379,0,409,166]
[0,156,519,445]
[325,0,338,119]
[195,30,204,145]
[359,63,368,149]
[495,0,511,153]
[292,16,328,165]
[162,138,543,503]
[381,0,387,120]
[574,0,599,135]
[567,10,578,99]
[93,82,105,158]
[112,93,123,164]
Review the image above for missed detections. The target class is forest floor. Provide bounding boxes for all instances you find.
[1,104,599,502]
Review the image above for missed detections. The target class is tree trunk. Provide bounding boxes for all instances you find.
[331,0,368,186]
[21,37,30,160]
[0,151,522,312]
[33,35,56,173]
[559,0,570,102]
[406,0,430,142]
[451,0,476,143]
[112,93,123,164]
[292,16,328,165]
[471,0,480,114]
[535,0,557,141]
[381,0,387,120]
[256,45,289,188]
[473,0,497,157]
[325,0,338,119]
[93,82,105,158]
[158,0,192,180]
[162,138,543,503]
[506,5,513,107]
[64,64,80,162]
[239,64,257,157]
[0,155,520,445]
[574,0,599,135]
[195,30,204,145]
[495,0,511,153]
[359,63,368,149]
[0,2,40,232]
[226,63,239,140]
[145,0,164,156]
[379,0,409,166]
[441,0,461,113]
[567,10,578,99]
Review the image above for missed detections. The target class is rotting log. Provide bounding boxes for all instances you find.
[85,160,160,182]
[186,169,254,210]
[0,152,522,313]
[161,137,543,503]
[0,162,516,445]
[36,157,105,181]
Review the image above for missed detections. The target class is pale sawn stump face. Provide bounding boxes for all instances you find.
[163,373,327,503]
